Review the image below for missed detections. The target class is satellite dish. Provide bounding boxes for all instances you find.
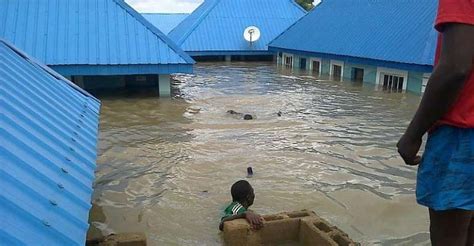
[243,26,261,43]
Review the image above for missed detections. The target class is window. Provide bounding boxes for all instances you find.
[330,60,344,81]
[351,68,364,82]
[311,59,321,75]
[376,68,408,92]
[332,65,342,81]
[284,55,293,68]
[300,58,307,70]
[381,74,404,92]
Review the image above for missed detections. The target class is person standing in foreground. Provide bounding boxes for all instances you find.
[397,0,474,245]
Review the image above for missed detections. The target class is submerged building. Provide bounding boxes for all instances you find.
[168,0,306,61]
[269,0,438,94]
[0,0,194,96]
[0,39,100,245]
[142,13,189,35]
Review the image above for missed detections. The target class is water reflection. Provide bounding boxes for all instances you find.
[89,62,429,245]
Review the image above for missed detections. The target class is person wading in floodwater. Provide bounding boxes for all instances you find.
[397,0,474,245]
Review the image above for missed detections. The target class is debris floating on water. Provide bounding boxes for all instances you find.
[227,110,254,120]
[247,167,253,177]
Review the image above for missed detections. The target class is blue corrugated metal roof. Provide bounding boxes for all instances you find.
[269,0,438,66]
[0,39,100,245]
[0,0,194,76]
[142,13,189,35]
[168,0,306,55]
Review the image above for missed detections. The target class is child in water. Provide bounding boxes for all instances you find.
[219,180,264,231]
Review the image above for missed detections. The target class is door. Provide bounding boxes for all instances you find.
[351,68,364,82]
[284,56,293,68]
[300,58,307,70]
[312,61,320,75]
[332,65,342,81]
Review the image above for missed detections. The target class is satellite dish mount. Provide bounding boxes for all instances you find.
[244,26,261,46]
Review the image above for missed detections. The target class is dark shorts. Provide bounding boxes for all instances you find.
[416,126,474,211]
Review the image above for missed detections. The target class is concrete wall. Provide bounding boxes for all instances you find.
[321,59,331,75]
[293,56,301,70]
[158,74,171,97]
[363,65,378,84]
[407,71,423,94]
[342,62,377,84]
[276,52,429,94]
[298,56,311,70]
[342,63,352,80]
[223,210,357,246]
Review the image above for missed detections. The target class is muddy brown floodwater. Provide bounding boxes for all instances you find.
[88,62,430,245]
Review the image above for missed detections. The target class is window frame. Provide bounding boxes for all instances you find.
[310,58,322,75]
[376,67,408,91]
[283,53,294,68]
[330,60,344,81]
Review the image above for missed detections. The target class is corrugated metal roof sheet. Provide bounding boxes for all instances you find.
[269,0,438,66]
[0,39,100,245]
[142,13,189,35]
[168,0,306,55]
[0,0,194,75]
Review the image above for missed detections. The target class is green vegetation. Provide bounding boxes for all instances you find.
[296,0,314,11]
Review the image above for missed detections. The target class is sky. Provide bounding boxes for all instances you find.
[126,0,321,13]
[126,0,204,13]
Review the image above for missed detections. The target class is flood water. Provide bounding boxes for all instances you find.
[88,62,430,245]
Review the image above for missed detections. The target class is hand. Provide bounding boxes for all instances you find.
[245,211,264,230]
[397,134,422,166]
[219,221,224,231]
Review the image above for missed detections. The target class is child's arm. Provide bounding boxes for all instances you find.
[219,211,264,231]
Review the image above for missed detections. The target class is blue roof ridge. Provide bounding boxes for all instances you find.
[113,0,195,64]
[0,38,100,103]
[170,0,223,46]
[141,13,189,15]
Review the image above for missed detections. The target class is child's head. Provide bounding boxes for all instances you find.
[231,180,255,208]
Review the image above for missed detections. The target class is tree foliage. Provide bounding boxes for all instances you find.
[296,0,314,11]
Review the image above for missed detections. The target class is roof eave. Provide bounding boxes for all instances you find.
[50,64,194,76]
[268,46,434,72]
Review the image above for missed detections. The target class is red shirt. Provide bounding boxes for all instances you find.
[435,0,474,128]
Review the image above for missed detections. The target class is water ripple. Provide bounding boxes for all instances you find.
[90,62,427,245]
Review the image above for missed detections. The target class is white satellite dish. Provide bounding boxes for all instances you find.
[243,26,261,43]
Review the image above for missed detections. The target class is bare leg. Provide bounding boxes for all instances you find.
[429,209,473,246]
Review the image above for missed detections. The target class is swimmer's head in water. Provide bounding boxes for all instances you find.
[231,180,254,207]
[243,114,253,120]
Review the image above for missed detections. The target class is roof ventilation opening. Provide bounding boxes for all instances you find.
[244,26,261,47]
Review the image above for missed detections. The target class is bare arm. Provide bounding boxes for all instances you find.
[219,211,264,231]
[398,23,474,165]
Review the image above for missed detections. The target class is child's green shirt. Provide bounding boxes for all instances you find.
[222,202,247,220]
